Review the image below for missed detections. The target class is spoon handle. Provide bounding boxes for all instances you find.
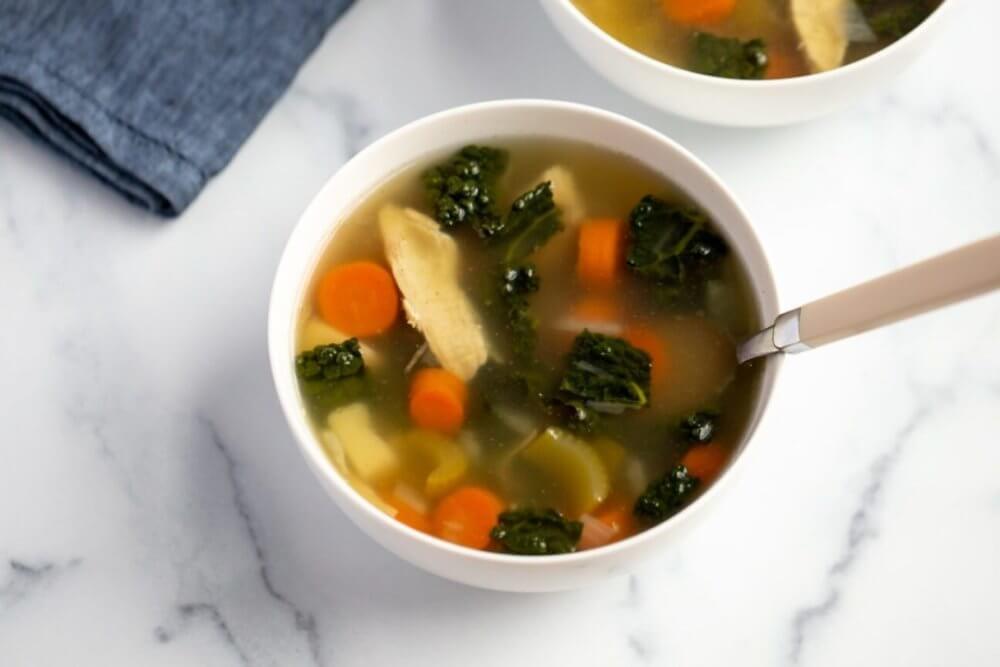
[738,234,1000,364]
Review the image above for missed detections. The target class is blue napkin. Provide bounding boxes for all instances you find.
[0,0,354,216]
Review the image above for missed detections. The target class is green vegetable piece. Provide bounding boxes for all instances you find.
[295,339,368,413]
[519,427,610,515]
[626,195,728,287]
[857,0,933,39]
[498,182,564,263]
[691,32,768,80]
[422,145,508,231]
[555,331,652,416]
[679,411,718,444]
[499,263,541,365]
[634,465,700,523]
[491,508,583,555]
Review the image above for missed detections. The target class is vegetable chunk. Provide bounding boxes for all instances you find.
[423,145,508,232]
[634,465,699,523]
[327,403,398,485]
[626,195,728,288]
[520,427,610,515]
[409,368,468,435]
[491,508,583,555]
[691,32,768,79]
[380,204,491,381]
[432,486,505,549]
[315,261,399,337]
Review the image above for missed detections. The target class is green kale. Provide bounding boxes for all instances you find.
[691,32,768,80]
[634,465,700,523]
[490,182,563,263]
[491,508,583,555]
[555,331,652,417]
[857,0,934,39]
[626,195,728,288]
[295,339,368,414]
[499,263,541,365]
[679,411,718,444]
[423,145,508,231]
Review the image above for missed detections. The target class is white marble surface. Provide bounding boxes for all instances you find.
[1,1,998,664]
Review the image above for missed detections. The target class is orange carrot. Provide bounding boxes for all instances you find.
[577,218,626,288]
[579,503,635,550]
[765,45,804,80]
[624,325,669,389]
[316,261,399,337]
[409,368,468,435]
[431,486,504,549]
[386,494,431,534]
[660,0,736,25]
[682,442,729,482]
[596,504,635,537]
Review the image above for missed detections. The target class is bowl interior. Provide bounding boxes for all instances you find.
[268,100,781,565]
[551,0,958,86]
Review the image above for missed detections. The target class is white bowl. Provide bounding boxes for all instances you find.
[268,100,781,591]
[541,0,960,126]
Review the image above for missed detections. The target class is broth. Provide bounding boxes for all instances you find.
[571,0,942,79]
[295,138,765,554]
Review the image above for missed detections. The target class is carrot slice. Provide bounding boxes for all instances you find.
[624,325,669,389]
[431,486,504,549]
[681,442,729,482]
[386,493,431,534]
[660,0,736,25]
[577,218,626,289]
[579,503,635,550]
[316,261,399,337]
[409,368,468,435]
[765,45,804,80]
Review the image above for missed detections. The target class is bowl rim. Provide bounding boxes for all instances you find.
[549,0,959,87]
[268,98,781,569]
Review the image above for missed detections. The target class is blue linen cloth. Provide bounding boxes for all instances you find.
[0,0,354,216]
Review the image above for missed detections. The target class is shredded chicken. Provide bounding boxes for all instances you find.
[379,204,490,381]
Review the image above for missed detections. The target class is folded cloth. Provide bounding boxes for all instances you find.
[0,0,354,216]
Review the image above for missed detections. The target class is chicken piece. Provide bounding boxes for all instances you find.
[792,0,852,73]
[379,204,490,381]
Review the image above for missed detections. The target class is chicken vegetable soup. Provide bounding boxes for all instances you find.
[571,0,942,79]
[295,139,765,555]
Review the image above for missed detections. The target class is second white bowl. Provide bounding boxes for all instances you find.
[541,0,960,126]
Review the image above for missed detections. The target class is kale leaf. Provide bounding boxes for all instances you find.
[423,145,508,231]
[626,195,728,288]
[491,508,583,555]
[499,263,542,365]
[555,331,652,417]
[634,465,700,523]
[494,182,564,263]
[295,339,368,414]
[857,0,934,39]
[691,32,768,80]
[679,411,718,444]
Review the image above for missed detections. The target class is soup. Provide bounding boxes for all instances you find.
[294,139,764,555]
[571,0,942,79]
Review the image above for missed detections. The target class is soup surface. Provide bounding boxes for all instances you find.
[572,0,942,79]
[295,139,765,555]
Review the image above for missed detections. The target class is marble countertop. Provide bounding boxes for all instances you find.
[2,1,998,664]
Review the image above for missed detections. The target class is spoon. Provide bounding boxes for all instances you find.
[738,235,1000,364]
